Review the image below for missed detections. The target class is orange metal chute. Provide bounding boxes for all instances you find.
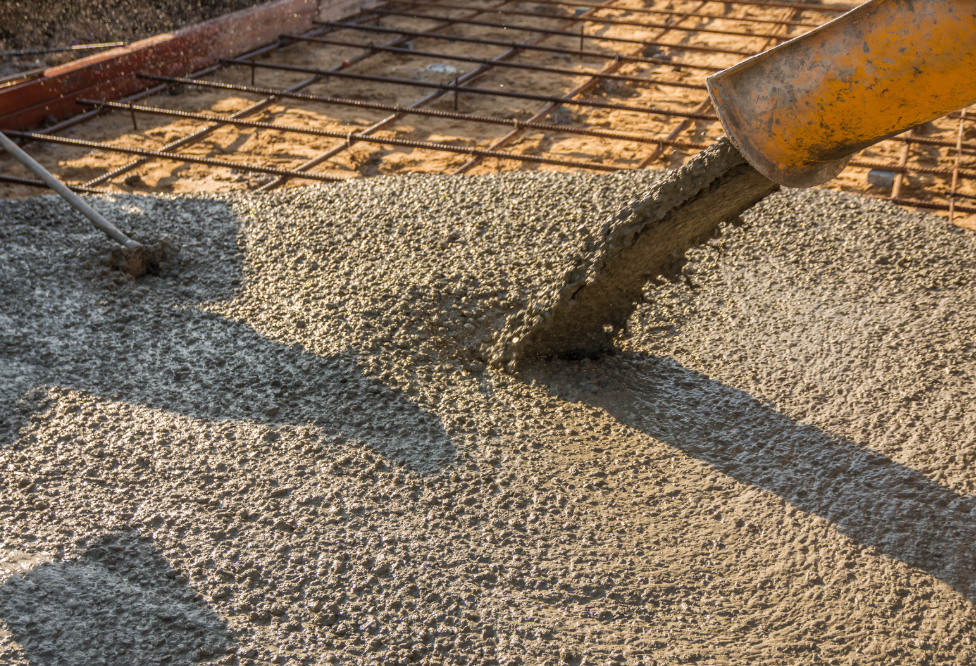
[707,0,976,187]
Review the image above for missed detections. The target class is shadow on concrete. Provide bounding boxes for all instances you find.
[0,195,455,473]
[10,307,456,474]
[81,306,454,472]
[0,531,231,666]
[526,352,976,603]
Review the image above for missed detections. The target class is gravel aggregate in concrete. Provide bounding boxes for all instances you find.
[2,171,976,666]
[490,138,777,369]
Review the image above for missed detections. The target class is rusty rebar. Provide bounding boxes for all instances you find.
[313,21,723,70]
[949,109,967,223]
[20,33,293,144]
[5,130,345,183]
[848,159,976,182]
[379,0,809,41]
[452,0,713,174]
[80,0,518,189]
[0,174,111,193]
[343,11,756,56]
[219,58,720,119]
[892,198,976,215]
[636,2,802,167]
[401,0,827,28]
[76,100,622,170]
[259,0,628,190]
[889,128,915,201]
[78,35,328,188]
[253,0,539,191]
[283,34,708,90]
[520,0,852,13]
[699,0,851,10]
[137,75,705,146]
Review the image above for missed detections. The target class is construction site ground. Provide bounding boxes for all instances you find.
[3,2,976,666]
[0,0,973,222]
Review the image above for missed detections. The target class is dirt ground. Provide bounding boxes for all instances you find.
[2,0,972,220]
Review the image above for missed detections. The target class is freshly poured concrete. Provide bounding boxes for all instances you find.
[1,172,976,665]
[489,138,777,369]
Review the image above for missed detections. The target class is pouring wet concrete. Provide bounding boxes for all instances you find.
[489,138,778,370]
[1,171,976,665]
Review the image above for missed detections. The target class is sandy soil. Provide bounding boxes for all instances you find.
[7,0,970,219]
[2,169,976,665]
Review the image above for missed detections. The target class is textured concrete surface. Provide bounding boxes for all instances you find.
[489,138,777,369]
[2,172,976,665]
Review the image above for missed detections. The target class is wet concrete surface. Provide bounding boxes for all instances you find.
[0,531,230,666]
[2,173,976,665]
[490,139,778,369]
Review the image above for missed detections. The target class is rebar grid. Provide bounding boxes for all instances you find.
[310,21,723,71]
[386,0,814,40]
[257,0,632,190]
[1,0,973,217]
[216,58,721,119]
[404,0,834,27]
[79,0,522,189]
[75,100,621,171]
[104,80,712,148]
[281,33,710,89]
[451,0,717,174]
